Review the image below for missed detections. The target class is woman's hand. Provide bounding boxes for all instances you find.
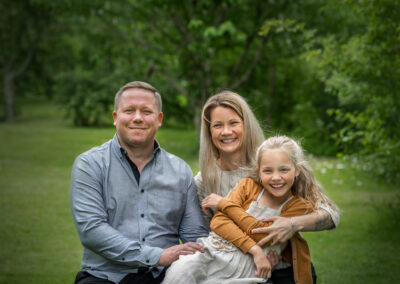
[251,216,296,246]
[248,245,271,279]
[201,193,223,213]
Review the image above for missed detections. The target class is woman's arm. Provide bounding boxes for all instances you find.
[209,178,315,248]
[252,208,333,246]
[194,172,214,227]
[217,195,314,244]
[295,208,335,231]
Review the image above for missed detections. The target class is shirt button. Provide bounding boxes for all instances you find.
[141,214,144,218]
[141,189,144,193]
[142,238,145,242]
[146,259,150,263]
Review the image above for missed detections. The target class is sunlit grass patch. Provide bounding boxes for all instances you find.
[0,100,399,283]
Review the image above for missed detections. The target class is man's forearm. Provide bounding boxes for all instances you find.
[292,209,335,232]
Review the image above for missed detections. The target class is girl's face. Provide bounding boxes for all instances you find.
[209,106,244,157]
[258,149,299,203]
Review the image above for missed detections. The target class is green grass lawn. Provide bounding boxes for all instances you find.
[0,100,399,283]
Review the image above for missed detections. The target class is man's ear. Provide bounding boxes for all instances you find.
[112,111,117,126]
[158,111,163,127]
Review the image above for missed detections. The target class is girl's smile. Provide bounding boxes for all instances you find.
[258,149,299,206]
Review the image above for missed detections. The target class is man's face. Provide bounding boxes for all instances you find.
[113,88,163,150]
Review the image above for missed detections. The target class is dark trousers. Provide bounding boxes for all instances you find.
[74,270,166,284]
[268,262,317,284]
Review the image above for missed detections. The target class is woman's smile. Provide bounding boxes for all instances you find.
[210,106,244,156]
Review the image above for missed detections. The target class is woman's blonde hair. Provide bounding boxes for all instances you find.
[249,135,340,211]
[199,90,265,195]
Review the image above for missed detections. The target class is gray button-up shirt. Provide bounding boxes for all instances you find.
[70,135,208,283]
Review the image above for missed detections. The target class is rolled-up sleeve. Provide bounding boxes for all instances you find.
[70,155,163,267]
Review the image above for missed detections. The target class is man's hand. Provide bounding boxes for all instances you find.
[158,242,204,266]
[248,245,271,279]
[201,193,223,213]
[251,216,296,246]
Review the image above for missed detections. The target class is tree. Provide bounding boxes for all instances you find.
[0,0,53,121]
[304,0,400,181]
[53,0,299,127]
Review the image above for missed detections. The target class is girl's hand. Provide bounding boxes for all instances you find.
[201,193,223,213]
[248,245,271,279]
[267,250,281,271]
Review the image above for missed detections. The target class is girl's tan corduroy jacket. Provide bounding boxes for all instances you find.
[210,178,314,284]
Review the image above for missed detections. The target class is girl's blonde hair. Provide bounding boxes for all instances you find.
[250,135,339,211]
[199,90,265,195]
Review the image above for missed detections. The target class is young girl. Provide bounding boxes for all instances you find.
[162,136,339,284]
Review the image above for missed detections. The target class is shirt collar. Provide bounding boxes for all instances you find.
[112,134,160,159]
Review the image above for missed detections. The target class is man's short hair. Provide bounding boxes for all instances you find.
[114,81,162,113]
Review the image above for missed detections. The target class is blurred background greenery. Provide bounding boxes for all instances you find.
[1,0,399,181]
[1,0,399,283]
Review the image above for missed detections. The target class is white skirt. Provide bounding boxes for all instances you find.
[162,232,275,284]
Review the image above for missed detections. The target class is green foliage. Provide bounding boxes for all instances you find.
[259,18,305,35]
[38,0,295,127]
[54,70,115,126]
[2,0,399,181]
[303,0,400,182]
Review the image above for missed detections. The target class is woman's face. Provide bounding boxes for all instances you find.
[209,106,244,157]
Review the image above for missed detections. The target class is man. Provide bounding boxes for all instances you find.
[70,81,208,283]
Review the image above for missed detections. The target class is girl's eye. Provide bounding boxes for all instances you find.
[212,124,222,128]
[263,170,272,173]
[281,168,289,172]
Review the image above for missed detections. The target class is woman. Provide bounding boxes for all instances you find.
[195,90,340,283]
[195,90,264,226]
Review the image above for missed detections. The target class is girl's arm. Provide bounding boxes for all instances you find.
[248,244,272,279]
[215,197,272,244]
[211,211,258,253]
[216,195,314,245]
[210,179,311,250]
[210,178,314,252]
[209,179,259,253]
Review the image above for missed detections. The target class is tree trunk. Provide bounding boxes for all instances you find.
[2,47,34,122]
[3,72,16,122]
